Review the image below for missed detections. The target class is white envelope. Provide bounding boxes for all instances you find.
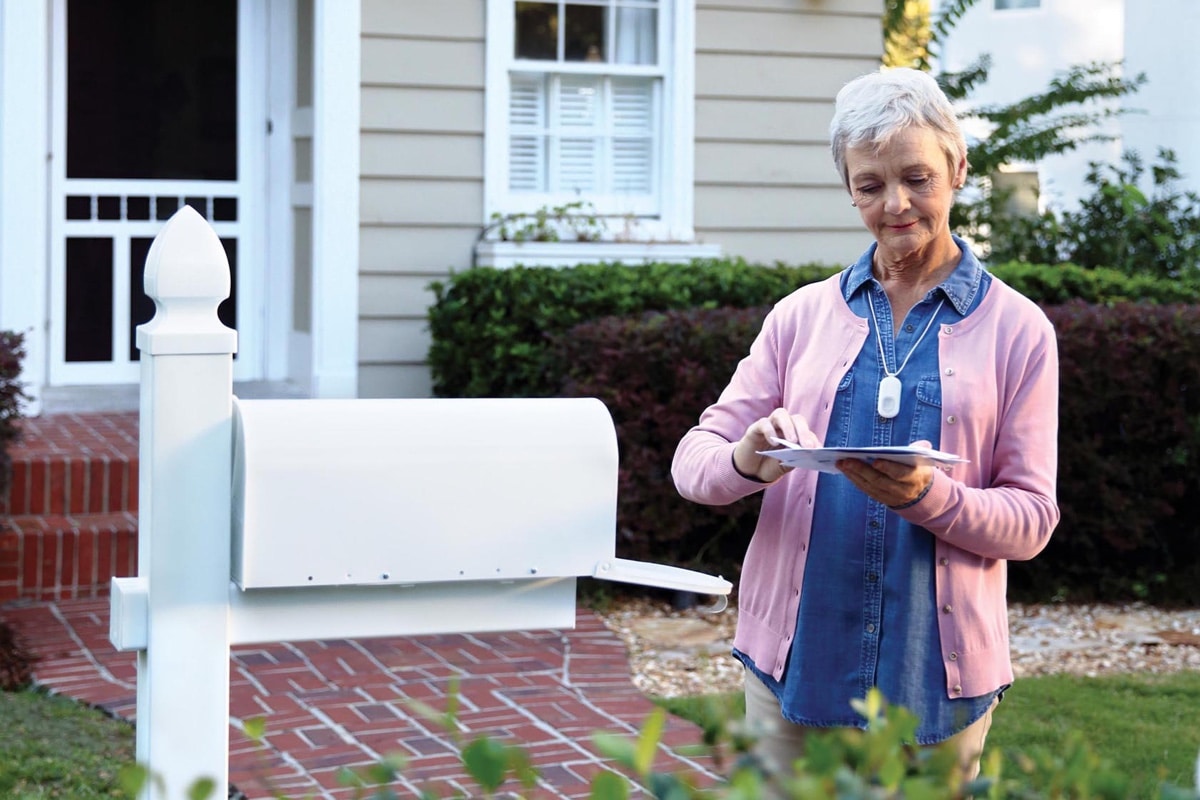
[758,437,969,474]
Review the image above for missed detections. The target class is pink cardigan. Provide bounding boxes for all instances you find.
[672,273,1059,699]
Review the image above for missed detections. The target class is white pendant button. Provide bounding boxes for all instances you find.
[877,374,902,418]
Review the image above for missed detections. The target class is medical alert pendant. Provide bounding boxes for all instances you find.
[877,374,902,419]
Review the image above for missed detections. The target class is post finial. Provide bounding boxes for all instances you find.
[137,205,239,356]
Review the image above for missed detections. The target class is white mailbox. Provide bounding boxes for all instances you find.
[231,396,730,597]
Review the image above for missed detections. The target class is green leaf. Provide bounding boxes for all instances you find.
[364,754,406,784]
[117,763,150,796]
[462,736,510,793]
[243,715,267,741]
[634,707,667,775]
[336,765,367,788]
[187,776,217,800]
[589,770,631,800]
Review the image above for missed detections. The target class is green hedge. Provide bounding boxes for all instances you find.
[427,260,840,398]
[426,260,1200,602]
[427,259,1200,399]
[549,301,1200,605]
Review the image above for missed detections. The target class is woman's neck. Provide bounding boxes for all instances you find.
[872,235,960,330]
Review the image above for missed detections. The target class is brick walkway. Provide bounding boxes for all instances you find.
[2,597,725,799]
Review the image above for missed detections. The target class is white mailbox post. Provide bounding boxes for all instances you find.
[110,206,731,799]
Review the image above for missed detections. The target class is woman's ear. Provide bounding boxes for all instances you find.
[954,156,968,190]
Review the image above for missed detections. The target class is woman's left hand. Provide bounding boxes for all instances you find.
[837,439,935,508]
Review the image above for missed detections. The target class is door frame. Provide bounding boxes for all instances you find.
[0,0,359,406]
[46,0,269,385]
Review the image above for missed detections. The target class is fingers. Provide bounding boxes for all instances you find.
[767,409,799,443]
[764,409,821,449]
[837,458,932,508]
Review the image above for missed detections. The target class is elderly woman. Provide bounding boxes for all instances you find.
[671,68,1059,783]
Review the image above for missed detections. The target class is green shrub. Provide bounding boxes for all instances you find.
[550,301,1200,604]
[133,685,1200,799]
[0,622,36,691]
[962,148,1200,282]
[427,260,1198,400]
[426,260,839,398]
[989,262,1200,305]
[1012,302,1200,604]
[0,329,27,499]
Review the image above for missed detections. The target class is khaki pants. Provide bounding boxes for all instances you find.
[743,667,996,785]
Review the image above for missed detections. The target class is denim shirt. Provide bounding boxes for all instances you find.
[739,237,997,744]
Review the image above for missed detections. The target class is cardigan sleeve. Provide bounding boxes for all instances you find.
[672,309,787,507]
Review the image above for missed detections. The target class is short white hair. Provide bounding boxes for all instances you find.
[829,67,968,190]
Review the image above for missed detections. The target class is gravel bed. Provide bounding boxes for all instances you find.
[598,598,1200,699]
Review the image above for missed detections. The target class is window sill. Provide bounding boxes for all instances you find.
[474,240,722,269]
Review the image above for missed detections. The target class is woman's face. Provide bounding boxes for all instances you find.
[845,126,966,264]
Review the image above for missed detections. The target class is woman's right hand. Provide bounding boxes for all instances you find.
[732,409,821,483]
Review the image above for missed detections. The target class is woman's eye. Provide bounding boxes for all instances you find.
[855,185,880,195]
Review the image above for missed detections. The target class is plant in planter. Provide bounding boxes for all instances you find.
[486,200,606,243]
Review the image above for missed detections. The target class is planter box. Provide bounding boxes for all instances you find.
[474,240,722,269]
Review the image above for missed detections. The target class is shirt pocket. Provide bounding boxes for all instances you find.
[910,374,943,448]
[825,370,856,448]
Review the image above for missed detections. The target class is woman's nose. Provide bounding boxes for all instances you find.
[884,184,910,214]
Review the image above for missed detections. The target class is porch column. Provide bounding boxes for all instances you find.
[310,0,361,398]
[0,0,50,414]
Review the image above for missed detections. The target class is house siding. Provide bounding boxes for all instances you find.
[357,0,486,398]
[356,0,882,399]
[694,0,881,266]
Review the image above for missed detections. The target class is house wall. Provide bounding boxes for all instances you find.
[1122,1,1200,201]
[357,0,485,398]
[933,0,1125,212]
[693,0,881,267]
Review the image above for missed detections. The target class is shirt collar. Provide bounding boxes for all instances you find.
[842,235,984,316]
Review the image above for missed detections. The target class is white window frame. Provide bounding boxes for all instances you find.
[483,0,697,243]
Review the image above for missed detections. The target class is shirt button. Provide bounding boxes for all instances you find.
[946,415,957,424]
[869,519,879,529]
[948,652,958,661]
[942,604,953,614]
[944,367,954,376]
[905,324,915,333]
[952,684,963,695]
[866,623,876,633]
[867,572,878,583]
[939,558,949,567]
[944,326,954,335]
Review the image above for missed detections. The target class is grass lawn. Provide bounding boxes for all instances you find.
[988,672,1200,796]
[658,671,1200,798]
[0,687,134,798]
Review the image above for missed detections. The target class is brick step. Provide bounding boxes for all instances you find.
[0,512,138,602]
[2,412,139,516]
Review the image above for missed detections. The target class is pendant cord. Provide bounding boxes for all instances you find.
[868,293,946,378]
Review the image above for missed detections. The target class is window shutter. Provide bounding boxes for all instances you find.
[556,76,599,193]
[509,73,545,191]
[611,78,654,194]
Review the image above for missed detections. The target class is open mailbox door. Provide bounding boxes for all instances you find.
[231,397,731,604]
